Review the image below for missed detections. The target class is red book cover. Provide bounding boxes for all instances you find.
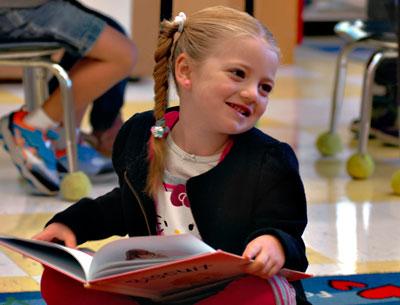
[0,234,312,301]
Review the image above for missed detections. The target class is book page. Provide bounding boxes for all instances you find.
[93,256,183,276]
[89,234,215,280]
[0,236,93,282]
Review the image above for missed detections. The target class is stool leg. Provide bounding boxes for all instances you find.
[329,42,356,133]
[48,62,92,201]
[47,63,78,173]
[358,51,383,154]
[316,42,358,156]
[357,51,398,154]
[23,66,49,111]
[346,49,397,180]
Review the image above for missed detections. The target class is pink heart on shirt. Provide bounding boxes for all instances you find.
[170,184,190,207]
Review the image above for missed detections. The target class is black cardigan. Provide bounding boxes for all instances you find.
[49,109,311,304]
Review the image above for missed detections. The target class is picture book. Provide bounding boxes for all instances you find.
[0,234,312,301]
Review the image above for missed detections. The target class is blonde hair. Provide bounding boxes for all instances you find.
[146,6,280,196]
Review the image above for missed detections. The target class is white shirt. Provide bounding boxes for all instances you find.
[155,134,220,239]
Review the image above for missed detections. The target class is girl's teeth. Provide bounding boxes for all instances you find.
[227,102,249,116]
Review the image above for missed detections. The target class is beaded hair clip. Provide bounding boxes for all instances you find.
[151,118,170,139]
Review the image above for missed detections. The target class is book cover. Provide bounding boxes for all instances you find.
[0,234,312,301]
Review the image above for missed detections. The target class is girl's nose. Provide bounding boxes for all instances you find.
[240,85,258,103]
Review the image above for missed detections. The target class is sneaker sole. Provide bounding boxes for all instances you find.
[0,116,59,196]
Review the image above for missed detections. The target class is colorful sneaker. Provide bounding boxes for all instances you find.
[0,110,60,195]
[56,142,115,181]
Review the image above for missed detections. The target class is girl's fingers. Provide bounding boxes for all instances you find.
[32,223,77,248]
[63,233,77,248]
[242,243,261,260]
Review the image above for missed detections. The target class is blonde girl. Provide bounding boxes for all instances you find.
[35,6,310,305]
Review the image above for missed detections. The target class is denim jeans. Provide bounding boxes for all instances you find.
[0,0,105,56]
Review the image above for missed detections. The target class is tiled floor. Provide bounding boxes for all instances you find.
[0,37,399,293]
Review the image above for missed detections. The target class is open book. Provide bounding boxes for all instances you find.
[0,234,312,301]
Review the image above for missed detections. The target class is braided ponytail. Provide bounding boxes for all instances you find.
[146,20,180,197]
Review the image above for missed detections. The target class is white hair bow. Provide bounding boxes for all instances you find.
[174,12,186,33]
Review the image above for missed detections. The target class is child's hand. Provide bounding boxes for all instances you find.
[242,235,285,279]
[32,223,77,248]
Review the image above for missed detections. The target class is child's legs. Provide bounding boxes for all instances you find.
[194,276,276,305]
[47,2,128,131]
[0,1,136,124]
[43,23,136,123]
[194,275,296,305]
[41,267,139,305]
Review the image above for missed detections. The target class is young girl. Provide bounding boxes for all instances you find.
[34,6,310,305]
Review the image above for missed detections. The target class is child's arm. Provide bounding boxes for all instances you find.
[248,142,308,272]
[45,187,127,245]
[32,223,77,248]
[242,235,285,279]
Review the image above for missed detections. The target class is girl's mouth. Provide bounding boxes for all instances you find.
[225,102,251,117]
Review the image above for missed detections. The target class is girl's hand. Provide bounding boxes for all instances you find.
[32,223,77,248]
[242,235,285,279]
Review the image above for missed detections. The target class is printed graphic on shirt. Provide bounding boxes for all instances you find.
[156,183,200,238]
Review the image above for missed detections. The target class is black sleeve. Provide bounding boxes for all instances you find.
[47,111,154,245]
[247,142,309,271]
[47,187,128,245]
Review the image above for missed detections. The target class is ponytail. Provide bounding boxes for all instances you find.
[146,20,180,197]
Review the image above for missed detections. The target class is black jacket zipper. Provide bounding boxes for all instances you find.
[124,170,152,236]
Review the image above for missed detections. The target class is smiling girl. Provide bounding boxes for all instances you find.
[34,6,310,305]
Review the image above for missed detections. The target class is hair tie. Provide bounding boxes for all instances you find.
[174,12,186,33]
[151,118,170,139]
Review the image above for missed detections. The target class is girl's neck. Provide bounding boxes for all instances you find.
[171,120,230,157]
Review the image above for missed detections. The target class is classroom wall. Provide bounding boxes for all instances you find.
[131,0,300,78]
[80,0,132,37]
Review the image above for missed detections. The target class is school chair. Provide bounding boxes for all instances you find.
[0,40,91,201]
[315,20,398,183]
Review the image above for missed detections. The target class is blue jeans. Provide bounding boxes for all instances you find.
[0,0,106,56]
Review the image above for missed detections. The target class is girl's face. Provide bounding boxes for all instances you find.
[181,36,279,136]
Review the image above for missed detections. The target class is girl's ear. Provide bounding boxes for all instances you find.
[175,53,192,90]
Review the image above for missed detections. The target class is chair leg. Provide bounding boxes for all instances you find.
[23,61,78,174]
[46,62,78,173]
[23,66,49,111]
[358,50,397,154]
[329,42,357,133]
[315,42,359,157]
[0,52,91,200]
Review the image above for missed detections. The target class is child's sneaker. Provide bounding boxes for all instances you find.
[80,114,123,157]
[56,142,114,181]
[0,110,60,195]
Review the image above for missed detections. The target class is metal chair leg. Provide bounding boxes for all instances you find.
[315,41,360,157]
[329,42,357,133]
[0,44,91,200]
[358,50,398,155]
[47,62,78,173]
[0,58,78,174]
[23,66,49,111]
